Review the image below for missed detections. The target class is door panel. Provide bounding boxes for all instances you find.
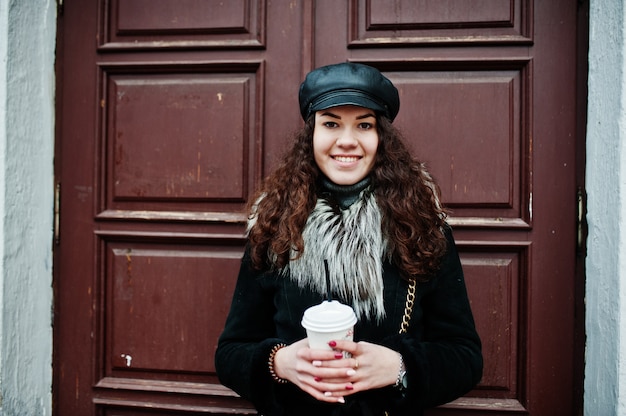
[102,0,265,49]
[101,64,261,214]
[388,66,529,226]
[349,0,531,45]
[54,1,582,415]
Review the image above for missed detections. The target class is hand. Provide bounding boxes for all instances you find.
[273,339,350,403]
[319,340,401,398]
[273,339,401,403]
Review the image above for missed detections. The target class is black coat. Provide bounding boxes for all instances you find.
[215,227,482,416]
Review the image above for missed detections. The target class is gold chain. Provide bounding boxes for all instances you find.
[399,279,416,334]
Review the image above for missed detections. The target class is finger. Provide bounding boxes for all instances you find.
[312,379,355,393]
[312,376,357,386]
[305,389,346,403]
[323,391,347,403]
[323,394,346,404]
[330,341,360,358]
[310,361,358,377]
[309,368,358,386]
[298,345,337,362]
[310,354,358,368]
[299,382,348,403]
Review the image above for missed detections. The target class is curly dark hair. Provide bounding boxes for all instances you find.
[247,115,448,281]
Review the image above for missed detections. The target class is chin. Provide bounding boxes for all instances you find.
[329,177,362,186]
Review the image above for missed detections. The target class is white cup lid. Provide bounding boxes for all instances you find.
[301,300,357,332]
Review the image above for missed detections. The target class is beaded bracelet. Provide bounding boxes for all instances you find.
[268,343,288,384]
[395,353,407,390]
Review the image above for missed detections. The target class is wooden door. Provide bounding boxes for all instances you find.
[54,1,584,415]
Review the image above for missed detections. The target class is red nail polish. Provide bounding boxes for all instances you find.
[328,340,337,347]
[334,352,343,359]
[314,376,322,382]
[345,384,354,390]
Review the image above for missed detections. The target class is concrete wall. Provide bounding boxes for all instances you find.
[584,1,626,415]
[0,0,56,415]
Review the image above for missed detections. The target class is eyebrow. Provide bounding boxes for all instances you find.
[320,111,376,120]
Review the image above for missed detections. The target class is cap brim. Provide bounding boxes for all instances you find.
[308,90,386,118]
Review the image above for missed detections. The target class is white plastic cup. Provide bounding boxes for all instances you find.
[301,300,357,353]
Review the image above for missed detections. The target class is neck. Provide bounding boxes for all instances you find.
[320,176,371,209]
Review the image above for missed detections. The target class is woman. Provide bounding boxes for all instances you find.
[215,62,482,416]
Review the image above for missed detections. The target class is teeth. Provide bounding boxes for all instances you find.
[334,156,359,162]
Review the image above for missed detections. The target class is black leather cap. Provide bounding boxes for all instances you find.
[299,62,400,122]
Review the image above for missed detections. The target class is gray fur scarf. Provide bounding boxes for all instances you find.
[282,191,388,322]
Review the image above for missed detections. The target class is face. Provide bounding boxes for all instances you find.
[313,105,379,185]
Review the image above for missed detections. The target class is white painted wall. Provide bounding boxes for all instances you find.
[0,0,624,415]
[584,1,626,415]
[0,0,6,410]
[0,0,56,415]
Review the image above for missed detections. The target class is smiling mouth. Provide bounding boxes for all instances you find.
[333,156,361,163]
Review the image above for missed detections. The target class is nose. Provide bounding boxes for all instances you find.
[335,127,358,147]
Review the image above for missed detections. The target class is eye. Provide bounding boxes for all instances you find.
[358,122,374,130]
[323,121,339,128]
